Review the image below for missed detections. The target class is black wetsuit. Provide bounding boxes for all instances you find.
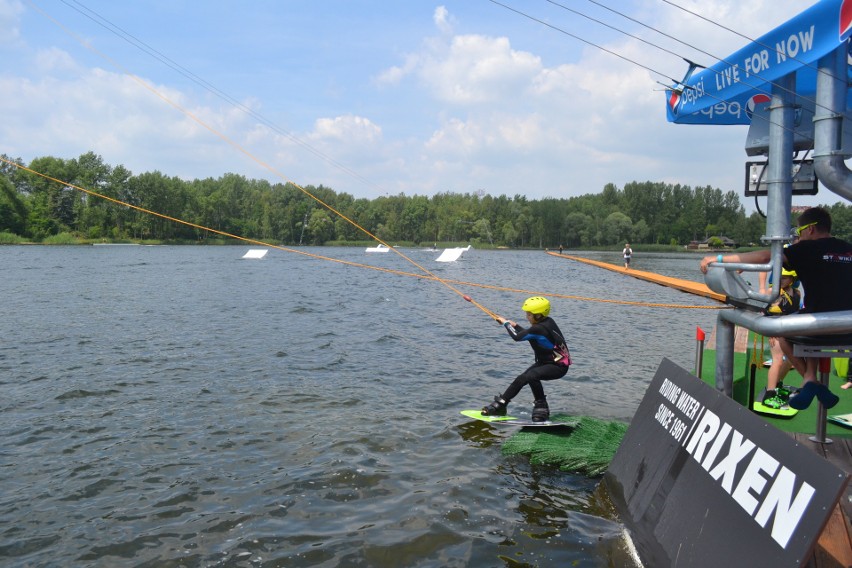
[501,316,569,401]
[764,287,801,316]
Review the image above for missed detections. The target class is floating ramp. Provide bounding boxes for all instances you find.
[242,249,268,259]
[365,244,390,253]
[548,251,725,302]
[436,245,471,263]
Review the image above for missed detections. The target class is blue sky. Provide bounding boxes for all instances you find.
[1,0,841,211]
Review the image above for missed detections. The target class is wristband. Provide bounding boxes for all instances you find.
[503,321,511,328]
[717,254,723,263]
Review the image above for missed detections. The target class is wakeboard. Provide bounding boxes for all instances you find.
[752,387,798,418]
[460,409,561,427]
[751,400,798,418]
[828,412,852,428]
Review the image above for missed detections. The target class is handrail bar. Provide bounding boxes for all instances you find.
[718,309,852,337]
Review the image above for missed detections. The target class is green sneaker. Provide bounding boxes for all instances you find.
[762,396,786,410]
[777,384,801,400]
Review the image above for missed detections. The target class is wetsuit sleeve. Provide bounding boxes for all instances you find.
[503,322,526,342]
[504,322,556,349]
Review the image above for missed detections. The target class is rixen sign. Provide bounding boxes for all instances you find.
[605,358,848,568]
[682,404,815,548]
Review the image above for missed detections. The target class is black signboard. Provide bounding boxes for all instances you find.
[605,358,849,567]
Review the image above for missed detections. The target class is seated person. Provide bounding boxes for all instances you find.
[761,269,801,409]
[701,207,852,410]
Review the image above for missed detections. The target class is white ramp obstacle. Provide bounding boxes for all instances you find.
[242,249,268,259]
[435,245,471,263]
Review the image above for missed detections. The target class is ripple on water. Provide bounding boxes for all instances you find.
[0,247,718,566]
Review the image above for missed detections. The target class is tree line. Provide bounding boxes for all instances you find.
[1,151,850,247]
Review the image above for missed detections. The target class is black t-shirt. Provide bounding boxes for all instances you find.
[784,237,852,313]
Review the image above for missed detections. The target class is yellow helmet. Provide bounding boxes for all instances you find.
[522,296,551,317]
[781,268,797,278]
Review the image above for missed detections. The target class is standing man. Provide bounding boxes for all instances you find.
[622,243,633,269]
[699,207,852,410]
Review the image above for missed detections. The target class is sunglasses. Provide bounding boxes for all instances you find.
[795,221,817,236]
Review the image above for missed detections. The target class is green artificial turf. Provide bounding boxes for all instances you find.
[698,332,852,437]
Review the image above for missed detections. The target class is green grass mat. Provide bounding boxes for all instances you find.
[502,415,627,477]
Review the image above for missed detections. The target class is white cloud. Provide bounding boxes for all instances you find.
[425,117,481,155]
[33,47,78,73]
[0,0,23,46]
[390,1,831,202]
[433,5,454,35]
[311,115,381,144]
[0,0,844,209]
[0,59,270,179]
[419,35,542,104]
[375,53,419,87]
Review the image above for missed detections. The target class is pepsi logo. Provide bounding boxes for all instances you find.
[668,89,681,112]
[842,0,852,41]
[746,93,772,119]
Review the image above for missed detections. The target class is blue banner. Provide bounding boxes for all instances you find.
[667,0,852,125]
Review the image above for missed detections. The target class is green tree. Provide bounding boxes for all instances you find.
[307,208,334,244]
[1,150,781,249]
[72,152,115,239]
[631,218,649,244]
[827,202,852,241]
[562,212,591,247]
[130,171,187,239]
[501,220,518,246]
[0,175,27,234]
[24,156,77,238]
[472,218,493,245]
[603,211,633,245]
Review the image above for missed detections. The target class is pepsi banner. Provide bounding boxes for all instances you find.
[604,358,849,567]
[667,0,852,124]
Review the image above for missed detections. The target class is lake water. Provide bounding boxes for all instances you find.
[0,245,720,567]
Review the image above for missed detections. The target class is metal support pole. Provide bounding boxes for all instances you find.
[813,45,852,201]
[810,358,834,444]
[764,73,796,295]
[715,314,734,397]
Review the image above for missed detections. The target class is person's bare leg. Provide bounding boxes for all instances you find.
[778,337,808,378]
[766,338,792,391]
